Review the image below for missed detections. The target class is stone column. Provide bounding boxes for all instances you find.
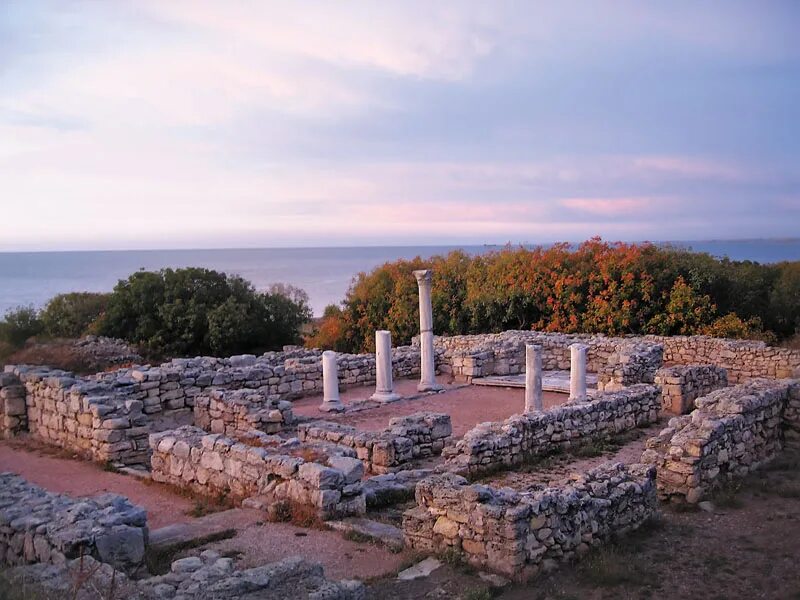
[413,269,443,392]
[319,351,345,412]
[371,330,400,403]
[525,344,543,412]
[569,343,588,402]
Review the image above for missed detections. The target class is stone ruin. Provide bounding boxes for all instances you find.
[2,270,800,586]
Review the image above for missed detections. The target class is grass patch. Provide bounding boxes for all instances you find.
[342,530,373,544]
[265,499,328,529]
[577,546,659,588]
[185,491,235,518]
[464,588,494,600]
[145,528,237,575]
[568,437,621,459]
[713,481,744,509]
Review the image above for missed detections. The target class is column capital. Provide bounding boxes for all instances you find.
[413,269,432,285]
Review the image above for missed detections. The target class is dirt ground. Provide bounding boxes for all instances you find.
[293,376,568,436]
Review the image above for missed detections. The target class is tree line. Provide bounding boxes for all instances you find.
[306,239,800,353]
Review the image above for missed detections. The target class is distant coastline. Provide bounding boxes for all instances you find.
[1,239,799,317]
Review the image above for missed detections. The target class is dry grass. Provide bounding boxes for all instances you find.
[265,498,328,529]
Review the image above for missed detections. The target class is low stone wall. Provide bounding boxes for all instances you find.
[150,426,366,519]
[194,389,294,437]
[5,365,152,466]
[655,364,728,415]
[445,385,661,475]
[433,331,800,387]
[297,412,452,474]
[642,378,800,503]
[0,473,147,574]
[113,346,422,416]
[0,373,27,438]
[403,462,657,579]
[433,331,663,391]
[650,335,800,383]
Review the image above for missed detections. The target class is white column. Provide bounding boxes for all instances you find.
[413,269,443,392]
[569,343,588,402]
[525,344,543,412]
[319,350,345,412]
[371,330,400,403]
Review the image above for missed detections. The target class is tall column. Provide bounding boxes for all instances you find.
[413,269,443,392]
[525,344,543,412]
[371,330,400,403]
[319,350,345,412]
[569,343,588,402]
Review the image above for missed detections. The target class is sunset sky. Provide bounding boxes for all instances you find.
[1,1,799,250]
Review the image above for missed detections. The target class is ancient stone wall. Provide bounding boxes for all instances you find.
[647,335,800,382]
[445,385,661,475]
[433,331,800,386]
[5,365,151,466]
[0,473,147,574]
[655,364,728,415]
[0,372,27,438]
[642,378,800,503]
[193,389,294,437]
[403,463,657,578]
[433,331,663,390]
[297,412,452,474]
[150,426,367,519]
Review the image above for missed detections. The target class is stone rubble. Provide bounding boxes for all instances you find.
[0,473,147,574]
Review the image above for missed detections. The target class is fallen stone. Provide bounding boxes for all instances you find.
[397,557,442,580]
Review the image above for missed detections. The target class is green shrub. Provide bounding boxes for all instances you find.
[0,305,44,347]
[39,292,110,338]
[96,267,311,357]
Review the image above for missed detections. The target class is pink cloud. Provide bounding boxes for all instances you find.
[560,197,651,215]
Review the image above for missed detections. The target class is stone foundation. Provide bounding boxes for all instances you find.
[642,378,800,503]
[403,462,657,579]
[150,426,367,519]
[193,389,294,437]
[297,412,452,474]
[655,364,728,415]
[445,385,661,475]
[0,473,147,574]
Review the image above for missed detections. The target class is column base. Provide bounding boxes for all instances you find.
[568,394,588,403]
[370,391,401,403]
[319,401,345,413]
[418,381,444,392]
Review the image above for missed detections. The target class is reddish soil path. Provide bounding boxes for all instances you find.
[0,441,194,529]
[293,377,569,437]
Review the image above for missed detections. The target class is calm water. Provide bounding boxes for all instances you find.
[1,240,799,317]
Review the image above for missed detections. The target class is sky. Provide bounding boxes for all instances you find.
[1,1,799,251]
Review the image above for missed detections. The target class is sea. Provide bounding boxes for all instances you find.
[1,240,799,317]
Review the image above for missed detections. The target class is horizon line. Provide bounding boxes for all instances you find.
[2,237,799,255]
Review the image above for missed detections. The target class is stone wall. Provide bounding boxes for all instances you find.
[403,462,657,579]
[433,331,800,386]
[5,365,152,466]
[150,426,367,519]
[649,335,800,383]
[111,346,422,416]
[194,389,294,437]
[297,412,452,474]
[433,331,663,391]
[0,473,147,574]
[445,385,661,475]
[642,378,800,503]
[0,372,27,438]
[655,364,728,415]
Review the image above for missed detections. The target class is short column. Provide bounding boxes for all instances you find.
[371,330,400,403]
[525,344,543,412]
[319,350,345,412]
[569,343,588,402]
[413,269,443,392]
